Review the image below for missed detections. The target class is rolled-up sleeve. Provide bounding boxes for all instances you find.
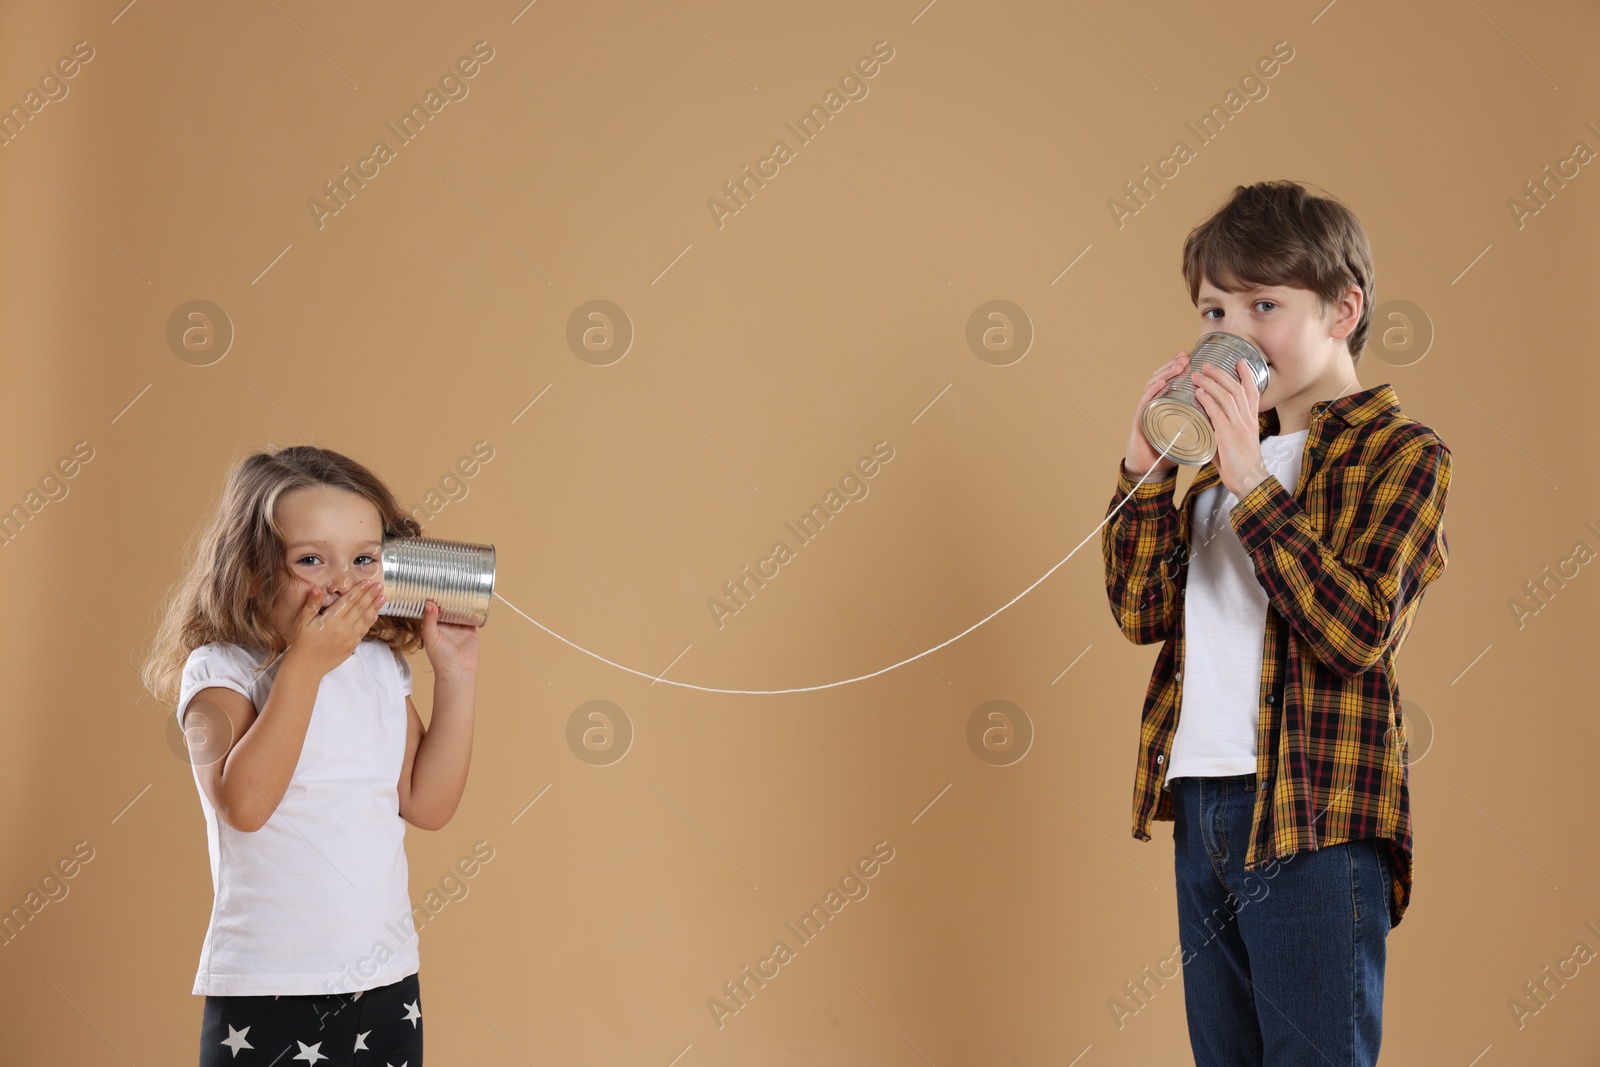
[1102,457,1184,645]
[1230,438,1452,677]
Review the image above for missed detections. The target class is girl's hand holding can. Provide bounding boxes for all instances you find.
[287,577,385,676]
[421,598,480,678]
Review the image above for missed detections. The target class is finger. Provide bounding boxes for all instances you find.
[1227,361,1249,392]
[1205,365,1239,396]
[332,580,377,616]
[1148,364,1186,393]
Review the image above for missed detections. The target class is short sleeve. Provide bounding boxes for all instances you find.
[177,643,263,726]
[395,649,412,696]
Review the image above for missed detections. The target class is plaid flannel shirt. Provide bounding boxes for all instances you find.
[1101,382,1451,928]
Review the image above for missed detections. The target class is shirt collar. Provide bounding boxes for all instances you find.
[1256,382,1399,437]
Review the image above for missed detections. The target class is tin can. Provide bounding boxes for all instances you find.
[377,536,496,627]
[1140,331,1270,466]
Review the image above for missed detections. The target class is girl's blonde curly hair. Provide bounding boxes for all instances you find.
[141,444,425,708]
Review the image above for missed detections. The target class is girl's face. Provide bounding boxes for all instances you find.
[260,484,386,639]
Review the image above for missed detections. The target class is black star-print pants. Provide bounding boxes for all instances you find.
[198,970,423,1066]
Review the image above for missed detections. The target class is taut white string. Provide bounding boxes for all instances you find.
[493,431,1184,695]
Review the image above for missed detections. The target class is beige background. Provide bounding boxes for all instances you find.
[3,0,1598,1062]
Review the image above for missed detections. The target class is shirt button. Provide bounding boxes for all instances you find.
[1266,694,1276,704]
[1175,671,1182,681]
[1156,754,1164,764]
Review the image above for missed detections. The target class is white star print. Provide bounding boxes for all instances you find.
[292,1040,329,1063]
[402,999,422,1028]
[387,1062,408,1067]
[354,1030,370,1051]
[219,1025,253,1057]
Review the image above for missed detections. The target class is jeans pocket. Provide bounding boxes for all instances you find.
[1353,837,1393,928]
[1351,843,1363,924]
[1373,838,1397,930]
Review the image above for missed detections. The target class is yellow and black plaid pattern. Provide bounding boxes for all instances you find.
[1101,383,1452,928]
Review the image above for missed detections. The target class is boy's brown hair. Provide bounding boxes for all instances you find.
[1181,180,1376,365]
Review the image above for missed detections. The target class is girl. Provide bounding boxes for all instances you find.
[141,445,479,1066]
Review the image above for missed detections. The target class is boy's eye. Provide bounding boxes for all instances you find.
[1203,300,1274,318]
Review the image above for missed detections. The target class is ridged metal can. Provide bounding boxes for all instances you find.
[377,536,496,627]
[1140,330,1270,466]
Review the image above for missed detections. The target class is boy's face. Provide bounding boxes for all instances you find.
[1194,275,1360,415]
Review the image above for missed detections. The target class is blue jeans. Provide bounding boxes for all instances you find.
[1170,774,1390,1066]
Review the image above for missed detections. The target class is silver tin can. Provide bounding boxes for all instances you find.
[1139,331,1270,466]
[377,536,496,627]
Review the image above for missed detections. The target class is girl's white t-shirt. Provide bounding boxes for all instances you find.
[1165,429,1311,787]
[177,637,419,996]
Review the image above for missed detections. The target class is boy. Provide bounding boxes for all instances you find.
[1101,180,1451,1066]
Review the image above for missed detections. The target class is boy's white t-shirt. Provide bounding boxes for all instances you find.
[177,637,418,996]
[1165,429,1310,787]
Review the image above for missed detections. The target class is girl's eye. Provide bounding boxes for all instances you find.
[356,555,376,566]
[1254,300,1276,312]
[295,555,378,566]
